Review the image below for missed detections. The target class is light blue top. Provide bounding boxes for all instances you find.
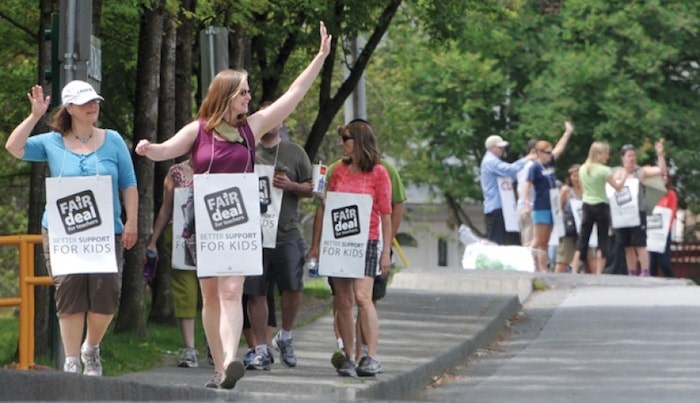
[480,151,528,214]
[22,130,137,233]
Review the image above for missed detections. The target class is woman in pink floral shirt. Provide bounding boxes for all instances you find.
[308,119,392,377]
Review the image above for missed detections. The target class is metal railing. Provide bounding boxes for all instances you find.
[0,234,51,369]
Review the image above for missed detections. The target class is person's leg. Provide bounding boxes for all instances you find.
[636,247,650,276]
[531,214,552,272]
[660,234,674,277]
[594,204,611,275]
[649,251,660,277]
[332,277,355,359]
[624,246,638,276]
[217,275,246,389]
[200,277,223,373]
[59,313,86,359]
[486,209,506,245]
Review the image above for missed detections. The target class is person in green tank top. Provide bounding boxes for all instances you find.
[570,142,627,274]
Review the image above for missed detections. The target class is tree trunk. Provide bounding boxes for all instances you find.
[303,0,402,161]
[149,10,177,325]
[175,0,196,130]
[114,1,164,336]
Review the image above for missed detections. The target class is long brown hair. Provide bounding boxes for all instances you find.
[49,106,72,134]
[197,69,248,132]
[340,119,381,173]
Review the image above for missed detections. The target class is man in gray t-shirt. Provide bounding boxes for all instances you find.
[244,113,313,371]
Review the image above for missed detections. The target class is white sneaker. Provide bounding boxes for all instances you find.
[178,347,199,368]
[81,344,103,376]
[63,357,81,374]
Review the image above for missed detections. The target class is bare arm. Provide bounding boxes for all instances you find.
[380,213,392,277]
[640,139,667,180]
[272,174,313,198]
[559,185,569,209]
[147,174,176,249]
[6,85,50,158]
[607,169,628,192]
[247,22,331,141]
[391,202,404,239]
[522,181,533,213]
[552,120,574,159]
[134,120,199,161]
[306,203,325,259]
[121,186,139,250]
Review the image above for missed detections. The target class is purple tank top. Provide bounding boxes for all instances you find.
[191,120,255,174]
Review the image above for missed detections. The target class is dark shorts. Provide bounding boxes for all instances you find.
[615,212,647,248]
[244,238,305,296]
[328,240,382,295]
[42,229,123,317]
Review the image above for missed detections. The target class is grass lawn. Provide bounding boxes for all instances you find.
[1,278,332,375]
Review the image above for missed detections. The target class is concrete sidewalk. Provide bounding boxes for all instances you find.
[1,268,693,401]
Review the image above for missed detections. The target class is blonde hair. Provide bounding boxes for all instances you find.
[535,140,552,152]
[583,141,610,173]
[197,70,248,132]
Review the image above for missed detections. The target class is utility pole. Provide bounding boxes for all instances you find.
[344,36,367,123]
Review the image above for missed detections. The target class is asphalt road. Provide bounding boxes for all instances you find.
[420,285,700,403]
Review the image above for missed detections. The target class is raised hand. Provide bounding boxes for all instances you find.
[318,21,332,57]
[27,85,50,118]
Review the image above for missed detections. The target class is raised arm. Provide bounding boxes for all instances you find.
[5,85,50,158]
[640,139,667,180]
[552,120,574,159]
[247,22,331,140]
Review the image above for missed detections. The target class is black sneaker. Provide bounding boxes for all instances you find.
[220,360,245,389]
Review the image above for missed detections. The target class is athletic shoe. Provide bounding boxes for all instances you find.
[243,348,255,367]
[331,349,345,370]
[356,356,382,377]
[178,347,198,368]
[220,360,245,389]
[273,331,297,367]
[246,349,271,371]
[204,371,222,388]
[63,357,81,374]
[80,344,102,376]
[336,357,357,378]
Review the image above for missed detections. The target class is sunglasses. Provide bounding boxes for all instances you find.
[539,149,552,154]
[340,134,354,143]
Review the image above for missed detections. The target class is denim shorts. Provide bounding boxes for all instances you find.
[532,209,553,225]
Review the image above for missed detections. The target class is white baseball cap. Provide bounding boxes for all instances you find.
[61,80,104,106]
[485,135,509,149]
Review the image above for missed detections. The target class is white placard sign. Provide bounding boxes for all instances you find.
[646,206,672,253]
[255,165,284,248]
[46,176,117,275]
[606,178,640,228]
[569,198,598,247]
[318,192,372,278]
[193,173,262,277]
[497,176,519,232]
[172,187,196,270]
[549,187,565,239]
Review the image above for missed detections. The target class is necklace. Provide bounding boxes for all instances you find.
[75,133,93,144]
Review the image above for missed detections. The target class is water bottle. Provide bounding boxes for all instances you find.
[304,257,319,278]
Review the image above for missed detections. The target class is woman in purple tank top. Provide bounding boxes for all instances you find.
[136,22,331,390]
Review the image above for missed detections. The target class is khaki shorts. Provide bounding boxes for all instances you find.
[519,211,533,247]
[556,236,596,265]
[170,267,199,318]
[42,229,123,317]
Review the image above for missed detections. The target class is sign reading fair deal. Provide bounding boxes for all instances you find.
[319,192,372,278]
[46,176,117,276]
[194,174,262,277]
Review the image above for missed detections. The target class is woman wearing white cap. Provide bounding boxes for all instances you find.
[5,80,138,376]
